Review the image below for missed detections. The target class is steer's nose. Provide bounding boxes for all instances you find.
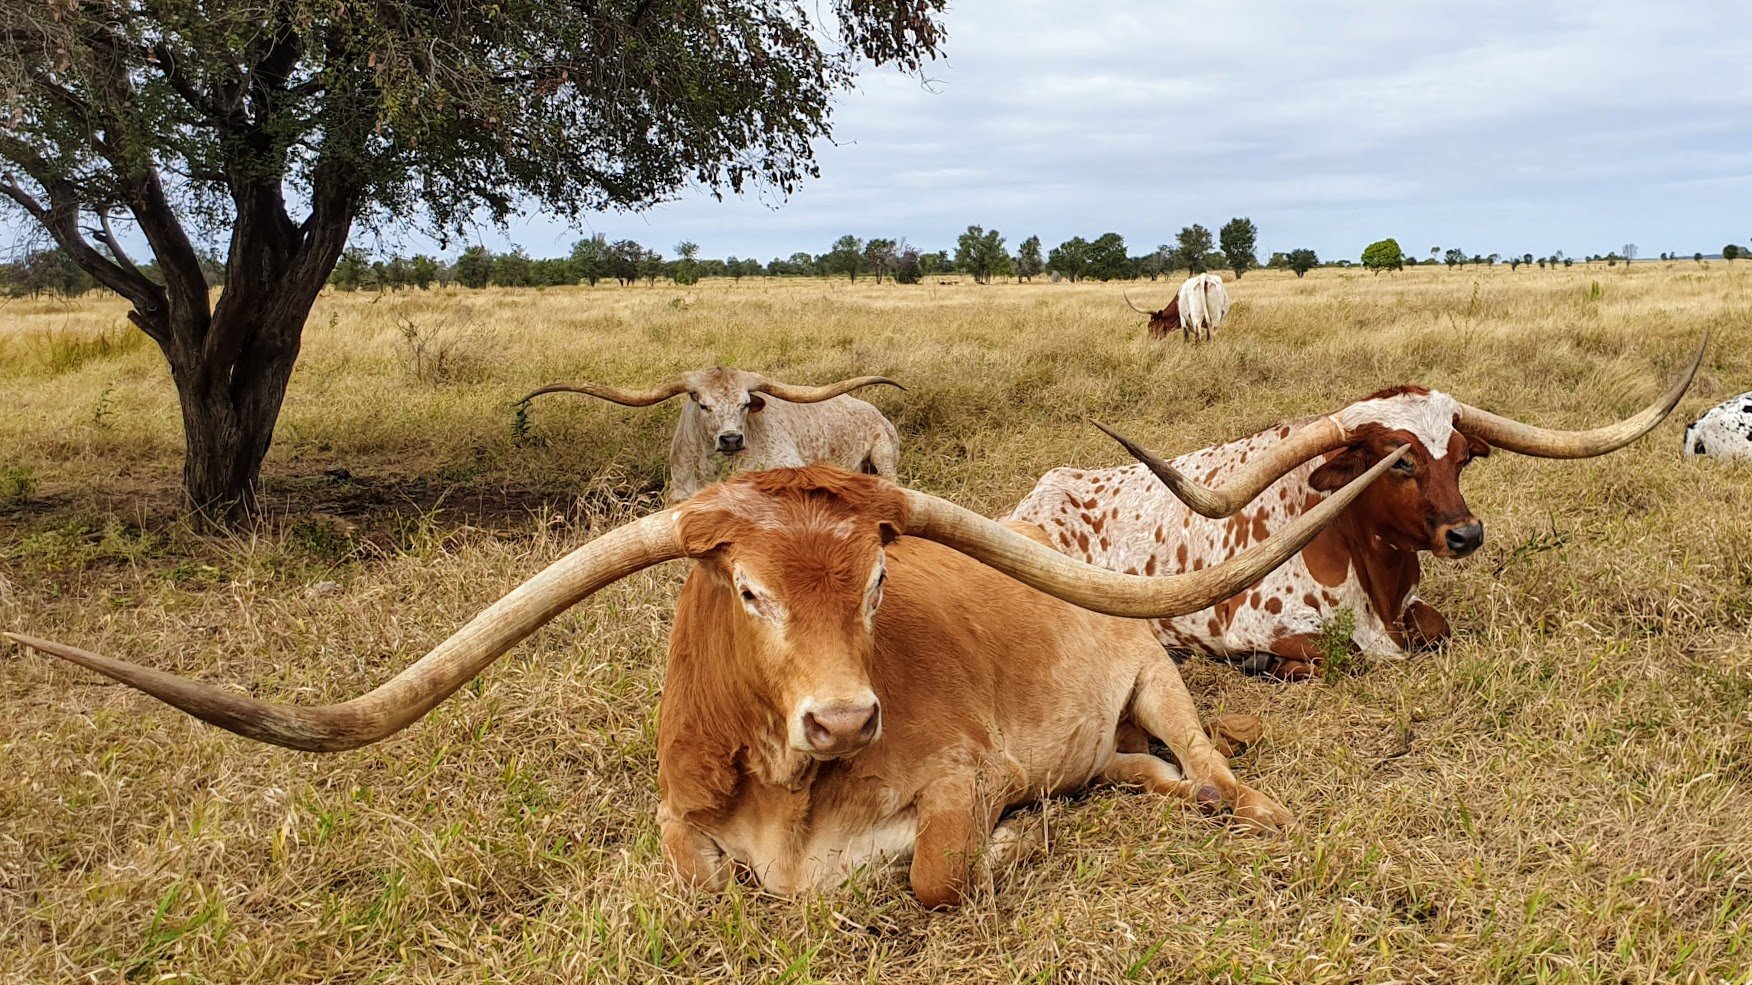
[1442,520,1484,557]
[800,698,881,757]
[716,431,745,455]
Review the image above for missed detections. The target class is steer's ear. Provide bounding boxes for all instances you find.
[1465,433,1493,459]
[878,520,903,544]
[747,393,766,413]
[1308,448,1370,492]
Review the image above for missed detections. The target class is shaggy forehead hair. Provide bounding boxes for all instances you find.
[1333,386,1464,458]
[687,366,760,400]
[680,466,906,544]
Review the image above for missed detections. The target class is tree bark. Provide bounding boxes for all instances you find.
[171,337,301,521]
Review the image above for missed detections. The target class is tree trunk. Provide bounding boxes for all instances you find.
[170,329,302,522]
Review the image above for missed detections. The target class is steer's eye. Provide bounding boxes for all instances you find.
[740,588,757,603]
[1393,457,1416,474]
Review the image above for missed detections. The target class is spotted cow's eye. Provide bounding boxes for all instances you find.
[699,404,712,413]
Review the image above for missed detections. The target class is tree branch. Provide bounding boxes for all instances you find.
[1,175,170,340]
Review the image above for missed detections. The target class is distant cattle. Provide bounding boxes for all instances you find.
[1008,336,1705,678]
[4,456,1404,906]
[1684,391,1752,461]
[519,366,902,502]
[1128,274,1230,342]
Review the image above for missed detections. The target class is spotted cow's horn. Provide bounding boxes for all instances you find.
[1090,417,1353,520]
[1455,332,1707,458]
[899,445,1407,618]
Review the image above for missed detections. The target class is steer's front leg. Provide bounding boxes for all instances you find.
[1401,598,1451,650]
[658,803,732,893]
[909,774,1007,909]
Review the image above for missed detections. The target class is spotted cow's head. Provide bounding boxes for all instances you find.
[1313,387,1489,558]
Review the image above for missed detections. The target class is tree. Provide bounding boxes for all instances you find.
[1695,252,1705,264]
[864,238,898,283]
[607,240,645,285]
[1084,232,1130,282]
[954,226,1008,284]
[1015,236,1044,282]
[1219,218,1258,278]
[641,248,666,286]
[893,246,923,284]
[1622,243,1638,266]
[1141,244,1173,280]
[0,0,946,519]
[570,235,608,286]
[1047,237,1090,282]
[1443,248,1466,268]
[1174,224,1215,273]
[492,248,535,287]
[827,235,865,281]
[1360,238,1405,274]
[408,255,440,290]
[1287,248,1319,278]
[453,247,495,288]
[673,241,701,285]
[330,249,372,291]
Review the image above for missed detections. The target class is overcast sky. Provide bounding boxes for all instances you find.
[15,2,1746,265]
[417,0,1750,264]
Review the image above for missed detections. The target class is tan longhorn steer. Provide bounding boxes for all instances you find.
[7,450,1403,907]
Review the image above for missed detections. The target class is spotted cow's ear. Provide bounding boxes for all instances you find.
[1466,434,1493,459]
[1308,448,1369,492]
[747,393,766,413]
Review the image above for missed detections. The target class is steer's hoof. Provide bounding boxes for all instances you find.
[1230,785,1293,834]
[1193,784,1229,816]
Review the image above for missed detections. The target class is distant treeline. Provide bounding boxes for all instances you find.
[325,221,1277,291]
[6,228,1748,299]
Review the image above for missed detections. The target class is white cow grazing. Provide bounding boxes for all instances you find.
[1177,273,1229,343]
[519,367,903,502]
[1684,391,1752,461]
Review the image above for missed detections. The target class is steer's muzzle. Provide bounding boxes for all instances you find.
[796,695,881,758]
[716,431,745,455]
[1438,519,1485,558]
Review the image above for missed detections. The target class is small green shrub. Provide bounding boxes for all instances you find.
[1316,606,1359,674]
[0,465,38,508]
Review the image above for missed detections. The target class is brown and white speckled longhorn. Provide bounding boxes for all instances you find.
[1007,335,1706,678]
[519,367,903,502]
[7,455,1403,907]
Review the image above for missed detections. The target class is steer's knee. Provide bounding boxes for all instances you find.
[1403,600,1451,650]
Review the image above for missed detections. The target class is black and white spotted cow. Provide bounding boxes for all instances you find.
[1684,391,1752,461]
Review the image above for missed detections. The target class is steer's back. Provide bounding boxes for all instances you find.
[1007,442,1398,665]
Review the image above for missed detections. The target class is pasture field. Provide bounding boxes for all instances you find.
[2,264,1750,983]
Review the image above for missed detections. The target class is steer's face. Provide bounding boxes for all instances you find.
[685,369,766,457]
[679,469,904,760]
[1315,389,1491,559]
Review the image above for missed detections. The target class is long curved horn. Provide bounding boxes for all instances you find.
[750,376,905,403]
[1090,417,1352,519]
[1455,332,1707,458]
[4,511,687,752]
[516,377,692,407]
[1123,292,1157,314]
[900,445,1407,618]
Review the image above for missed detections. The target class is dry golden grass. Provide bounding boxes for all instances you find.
[2,264,1750,983]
